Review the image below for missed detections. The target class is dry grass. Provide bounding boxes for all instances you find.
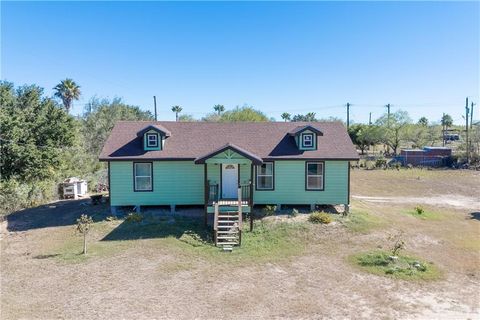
[1,168,479,319]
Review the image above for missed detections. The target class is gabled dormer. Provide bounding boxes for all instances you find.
[288,125,323,151]
[137,125,171,151]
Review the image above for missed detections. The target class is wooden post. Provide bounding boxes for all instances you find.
[204,164,208,226]
[250,163,254,232]
[213,202,219,245]
[237,186,242,231]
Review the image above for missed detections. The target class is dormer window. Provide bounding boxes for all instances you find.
[137,124,171,151]
[288,125,322,151]
[146,133,158,148]
[302,134,313,148]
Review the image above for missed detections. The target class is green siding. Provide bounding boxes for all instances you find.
[205,163,252,188]
[239,163,251,185]
[206,163,220,185]
[109,160,349,207]
[110,161,204,206]
[253,161,348,205]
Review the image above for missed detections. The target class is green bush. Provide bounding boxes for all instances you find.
[308,212,332,224]
[414,206,424,215]
[375,158,387,168]
[125,212,143,223]
[0,179,58,216]
[262,205,277,216]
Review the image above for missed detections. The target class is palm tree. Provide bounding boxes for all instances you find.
[53,79,81,113]
[171,105,183,121]
[213,104,225,115]
[281,112,291,122]
[418,117,429,126]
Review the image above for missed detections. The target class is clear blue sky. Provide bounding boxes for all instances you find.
[1,1,479,124]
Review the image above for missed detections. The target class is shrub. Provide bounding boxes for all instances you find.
[388,231,406,256]
[125,212,143,223]
[308,212,332,224]
[291,208,299,217]
[262,205,277,216]
[0,178,58,216]
[414,206,424,215]
[375,158,387,168]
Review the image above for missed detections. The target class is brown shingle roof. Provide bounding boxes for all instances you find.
[99,121,359,161]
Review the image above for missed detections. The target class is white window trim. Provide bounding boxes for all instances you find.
[306,162,324,190]
[146,133,158,147]
[302,134,314,148]
[256,162,274,190]
[134,162,153,191]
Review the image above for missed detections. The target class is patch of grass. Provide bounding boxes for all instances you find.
[167,220,312,264]
[350,250,441,281]
[50,220,132,263]
[50,216,313,265]
[341,209,384,233]
[403,208,441,220]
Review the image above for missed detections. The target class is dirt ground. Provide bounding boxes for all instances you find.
[1,169,479,319]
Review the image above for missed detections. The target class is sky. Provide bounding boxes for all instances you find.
[1,1,479,124]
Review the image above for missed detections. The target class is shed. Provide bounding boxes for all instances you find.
[400,147,452,167]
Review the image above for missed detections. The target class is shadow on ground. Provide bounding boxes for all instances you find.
[101,215,212,243]
[468,212,480,221]
[5,199,109,232]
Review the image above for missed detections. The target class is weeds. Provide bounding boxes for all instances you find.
[308,212,332,224]
[352,251,440,280]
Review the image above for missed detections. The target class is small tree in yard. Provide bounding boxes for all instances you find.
[388,230,405,257]
[76,214,94,255]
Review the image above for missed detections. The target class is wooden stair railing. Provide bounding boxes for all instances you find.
[212,185,244,250]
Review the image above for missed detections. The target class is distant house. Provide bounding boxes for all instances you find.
[100,121,358,246]
[399,147,452,166]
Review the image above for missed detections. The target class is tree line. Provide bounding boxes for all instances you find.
[1,79,478,215]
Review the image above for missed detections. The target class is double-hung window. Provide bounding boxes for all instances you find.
[306,162,324,190]
[302,134,313,148]
[256,162,274,190]
[146,133,159,148]
[134,162,153,191]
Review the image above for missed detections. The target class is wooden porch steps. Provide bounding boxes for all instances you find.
[213,202,242,251]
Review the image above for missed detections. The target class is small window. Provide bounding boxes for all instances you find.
[302,134,314,148]
[256,162,274,190]
[134,162,153,191]
[146,133,158,148]
[306,162,324,190]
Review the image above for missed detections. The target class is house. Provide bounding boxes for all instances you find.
[99,121,358,246]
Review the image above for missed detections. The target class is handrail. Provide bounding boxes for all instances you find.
[213,202,219,231]
[208,183,219,203]
[237,186,243,231]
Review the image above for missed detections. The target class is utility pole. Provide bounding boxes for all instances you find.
[471,101,475,130]
[465,97,469,163]
[386,104,391,126]
[442,112,446,147]
[369,112,372,125]
[153,96,158,121]
[385,104,391,154]
[346,102,351,129]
